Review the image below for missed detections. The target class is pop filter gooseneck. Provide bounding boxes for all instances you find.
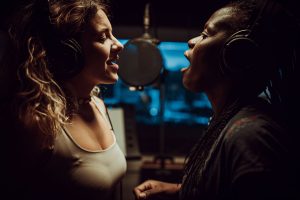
[117,3,163,90]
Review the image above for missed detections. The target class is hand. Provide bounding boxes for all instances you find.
[133,179,181,200]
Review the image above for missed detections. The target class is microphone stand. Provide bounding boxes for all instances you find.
[144,2,173,173]
[137,2,183,183]
[142,3,159,45]
[156,70,174,170]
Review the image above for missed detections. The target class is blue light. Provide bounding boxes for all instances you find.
[118,39,189,71]
[159,42,189,71]
[119,39,129,45]
[103,38,212,126]
[149,107,159,116]
[147,89,160,116]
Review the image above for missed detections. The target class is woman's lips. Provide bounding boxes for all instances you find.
[181,67,189,73]
[108,63,119,72]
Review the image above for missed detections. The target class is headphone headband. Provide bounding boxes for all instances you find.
[219,0,277,76]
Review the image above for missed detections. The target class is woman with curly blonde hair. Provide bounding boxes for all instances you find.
[1,0,126,199]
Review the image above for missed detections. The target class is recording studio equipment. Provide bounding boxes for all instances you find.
[117,3,163,90]
[117,3,183,181]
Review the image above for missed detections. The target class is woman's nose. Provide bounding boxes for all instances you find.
[188,37,198,49]
[112,40,124,52]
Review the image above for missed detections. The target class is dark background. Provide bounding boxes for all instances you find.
[1,0,299,27]
[1,0,298,40]
[108,0,299,28]
[0,0,230,43]
[109,0,227,28]
[0,0,228,29]
[109,0,230,41]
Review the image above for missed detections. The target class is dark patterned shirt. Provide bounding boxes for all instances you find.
[181,98,299,200]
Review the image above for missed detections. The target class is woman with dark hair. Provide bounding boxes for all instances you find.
[0,0,125,199]
[133,0,299,199]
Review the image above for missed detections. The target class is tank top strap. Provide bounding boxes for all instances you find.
[91,96,114,131]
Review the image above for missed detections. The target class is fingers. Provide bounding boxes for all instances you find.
[133,181,153,199]
[134,188,160,200]
[133,180,181,200]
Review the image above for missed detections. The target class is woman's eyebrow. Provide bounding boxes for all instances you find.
[90,27,110,38]
[95,26,110,33]
[204,24,216,35]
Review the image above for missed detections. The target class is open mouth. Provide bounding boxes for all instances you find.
[107,59,117,65]
[106,57,119,71]
[181,66,189,73]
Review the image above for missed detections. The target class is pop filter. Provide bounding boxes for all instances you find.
[117,3,163,89]
[118,37,163,88]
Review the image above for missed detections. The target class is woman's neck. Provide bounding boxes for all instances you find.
[207,83,258,119]
[63,76,95,99]
[206,83,237,117]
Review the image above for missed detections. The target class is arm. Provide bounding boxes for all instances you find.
[133,180,181,200]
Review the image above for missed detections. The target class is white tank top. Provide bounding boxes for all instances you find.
[44,99,127,200]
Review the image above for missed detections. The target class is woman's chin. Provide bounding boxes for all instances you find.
[94,75,118,85]
[106,74,119,84]
[183,78,202,93]
[110,74,119,82]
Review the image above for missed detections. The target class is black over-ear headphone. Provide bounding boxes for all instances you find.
[39,0,84,79]
[219,0,277,75]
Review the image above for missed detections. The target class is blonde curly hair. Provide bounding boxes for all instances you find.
[5,0,107,149]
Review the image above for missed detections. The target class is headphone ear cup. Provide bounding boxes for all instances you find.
[39,0,84,79]
[47,37,84,79]
[220,29,260,75]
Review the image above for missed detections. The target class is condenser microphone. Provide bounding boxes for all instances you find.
[143,3,151,38]
[117,2,163,89]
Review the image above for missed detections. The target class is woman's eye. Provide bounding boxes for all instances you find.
[98,34,107,43]
[200,32,208,39]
